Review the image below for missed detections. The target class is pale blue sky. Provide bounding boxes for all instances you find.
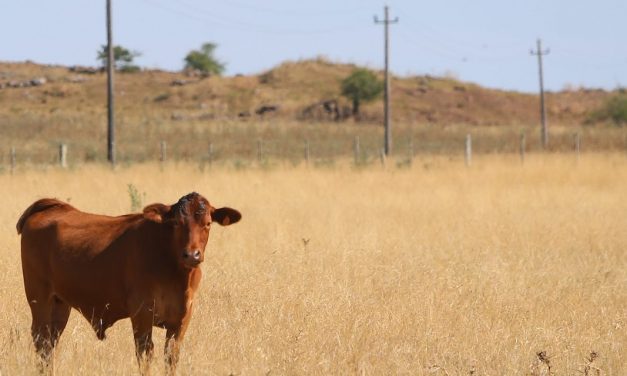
[1,0,625,92]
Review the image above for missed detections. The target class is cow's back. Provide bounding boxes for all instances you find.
[19,199,139,262]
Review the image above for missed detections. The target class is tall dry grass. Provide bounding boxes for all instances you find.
[0,154,625,375]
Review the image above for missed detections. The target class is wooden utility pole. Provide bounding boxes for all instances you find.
[465,134,472,167]
[59,143,68,168]
[160,141,167,162]
[520,132,526,164]
[530,39,550,149]
[375,6,398,156]
[353,136,360,165]
[106,0,116,165]
[10,147,16,175]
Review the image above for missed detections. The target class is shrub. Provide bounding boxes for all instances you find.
[340,69,383,119]
[127,184,145,212]
[97,45,141,72]
[587,94,627,126]
[184,43,225,76]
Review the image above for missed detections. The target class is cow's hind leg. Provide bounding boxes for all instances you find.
[49,296,71,346]
[30,301,54,366]
[24,273,53,366]
[28,294,70,371]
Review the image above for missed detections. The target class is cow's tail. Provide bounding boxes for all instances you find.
[16,198,67,235]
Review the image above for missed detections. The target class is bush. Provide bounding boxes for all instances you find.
[97,45,141,72]
[587,94,627,126]
[340,69,383,119]
[119,65,141,73]
[184,43,225,76]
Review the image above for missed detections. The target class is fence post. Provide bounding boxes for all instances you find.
[304,140,310,166]
[59,143,68,168]
[519,133,526,164]
[574,132,580,161]
[465,134,472,167]
[10,147,16,175]
[257,139,263,163]
[160,141,167,163]
[353,136,360,165]
[207,143,213,168]
[379,148,386,168]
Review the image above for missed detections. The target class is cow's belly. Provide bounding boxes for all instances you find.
[55,283,129,334]
[49,258,130,333]
[52,267,125,307]
[54,277,132,340]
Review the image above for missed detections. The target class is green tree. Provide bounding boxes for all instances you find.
[587,94,627,126]
[184,43,225,75]
[341,69,383,118]
[97,45,141,72]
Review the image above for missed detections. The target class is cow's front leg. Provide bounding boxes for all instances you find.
[130,311,154,375]
[164,306,193,374]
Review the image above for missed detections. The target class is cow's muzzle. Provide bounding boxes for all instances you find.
[182,249,202,267]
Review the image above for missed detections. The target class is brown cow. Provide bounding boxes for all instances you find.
[16,192,241,373]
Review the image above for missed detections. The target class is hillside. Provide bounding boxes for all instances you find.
[0,59,623,164]
[0,58,611,126]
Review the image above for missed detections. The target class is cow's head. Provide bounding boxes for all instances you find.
[143,192,241,269]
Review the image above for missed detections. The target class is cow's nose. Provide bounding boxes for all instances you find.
[183,249,201,259]
[192,250,201,260]
[182,249,202,263]
[183,250,200,259]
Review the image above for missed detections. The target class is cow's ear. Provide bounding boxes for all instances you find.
[211,207,241,226]
[143,203,171,223]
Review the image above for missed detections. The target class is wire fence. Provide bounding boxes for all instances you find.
[3,130,624,173]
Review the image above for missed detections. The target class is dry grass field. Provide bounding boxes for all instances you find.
[0,154,625,375]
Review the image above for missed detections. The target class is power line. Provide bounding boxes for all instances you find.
[397,31,469,62]
[391,4,528,52]
[210,0,363,16]
[397,29,527,63]
[140,0,367,35]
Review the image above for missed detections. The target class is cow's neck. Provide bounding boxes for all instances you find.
[139,221,201,291]
[158,249,199,289]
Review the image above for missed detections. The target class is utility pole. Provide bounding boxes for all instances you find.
[374,6,398,156]
[106,0,116,165]
[530,38,550,149]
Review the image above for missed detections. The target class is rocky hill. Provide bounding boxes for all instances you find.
[0,58,612,127]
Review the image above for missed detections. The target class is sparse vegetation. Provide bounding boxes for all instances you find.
[340,68,383,118]
[587,93,627,126]
[127,183,144,212]
[97,45,141,72]
[533,351,552,375]
[0,60,625,164]
[583,351,601,376]
[153,92,170,102]
[183,42,225,76]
